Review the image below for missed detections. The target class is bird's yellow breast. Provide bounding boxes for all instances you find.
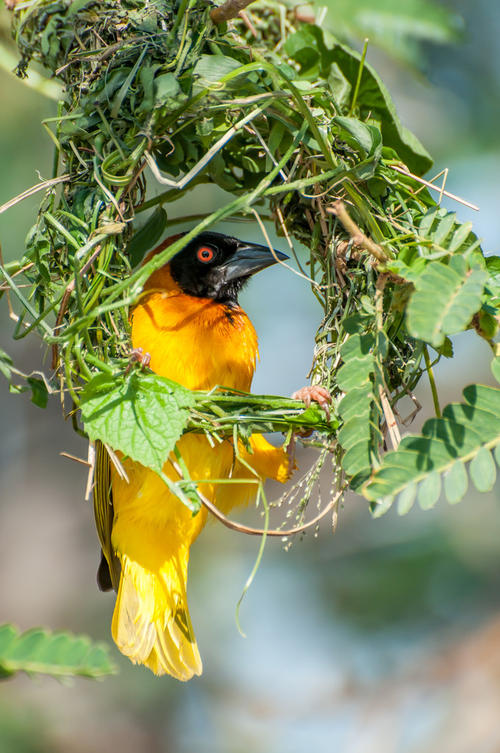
[131,288,258,391]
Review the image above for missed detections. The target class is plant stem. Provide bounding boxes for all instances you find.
[423,345,441,418]
[349,38,369,115]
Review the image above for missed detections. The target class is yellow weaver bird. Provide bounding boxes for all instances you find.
[93,231,295,680]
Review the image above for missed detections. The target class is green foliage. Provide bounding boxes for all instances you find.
[126,207,168,267]
[0,347,13,379]
[82,370,334,503]
[336,333,382,481]
[81,372,195,474]
[0,0,498,551]
[406,257,487,347]
[0,624,116,680]
[364,381,500,514]
[323,38,433,173]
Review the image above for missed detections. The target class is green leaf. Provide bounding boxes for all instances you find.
[0,348,13,380]
[416,208,481,257]
[485,255,500,306]
[371,496,394,518]
[397,482,417,515]
[154,73,185,109]
[0,624,116,680]
[340,332,376,359]
[418,470,441,509]
[126,207,168,267]
[328,39,433,174]
[469,447,497,492]
[492,357,500,384]
[336,384,373,423]
[80,373,195,474]
[363,384,500,510]
[27,377,48,409]
[444,460,468,504]
[336,355,374,391]
[435,337,454,359]
[192,55,244,96]
[336,333,376,391]
[337,416,371,449]
[336,333,381,479]
[283,25,432,172]
[334,116,382,162]
[343,439,374,476]
[406,259,487,347]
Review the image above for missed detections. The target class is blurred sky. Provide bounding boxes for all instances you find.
[1,3,500,753]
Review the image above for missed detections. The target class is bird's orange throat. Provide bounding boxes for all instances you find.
[131,266,258,391]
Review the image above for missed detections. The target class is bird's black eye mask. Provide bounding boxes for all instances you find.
[169,232,240,303]
[169,231,288,305]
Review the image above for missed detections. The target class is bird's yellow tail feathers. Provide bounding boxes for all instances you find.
[111,551,202,680]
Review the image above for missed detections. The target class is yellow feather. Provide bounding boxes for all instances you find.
[106,267,291,678]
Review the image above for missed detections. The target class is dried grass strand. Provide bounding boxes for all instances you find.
[0,174,70,215]
[389,164,479,211]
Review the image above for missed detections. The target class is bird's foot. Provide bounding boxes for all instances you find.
[125,347,151,374]
[292,385,332,421]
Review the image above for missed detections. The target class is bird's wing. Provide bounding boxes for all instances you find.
[93,440,121,591]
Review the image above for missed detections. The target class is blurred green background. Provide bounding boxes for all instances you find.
[1,1,500,751]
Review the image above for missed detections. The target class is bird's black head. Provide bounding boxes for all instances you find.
[169,231,288,306]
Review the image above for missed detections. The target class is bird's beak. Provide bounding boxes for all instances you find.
[221,243,289,282]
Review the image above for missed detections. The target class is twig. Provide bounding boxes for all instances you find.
[238,9,258,37]
[327,200,388,263]
[199,488,343,537]
[210,0,258,24]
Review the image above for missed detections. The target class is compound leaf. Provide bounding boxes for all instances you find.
[363,383,500,513]
[0,624,116,680]
[406,259,487,347]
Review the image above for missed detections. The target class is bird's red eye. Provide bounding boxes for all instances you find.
[197,246,215,263]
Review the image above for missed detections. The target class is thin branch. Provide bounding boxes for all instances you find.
[210,0,258,24]
[327,200,389,263]
[198,487,344,537]
[238,9,258,37]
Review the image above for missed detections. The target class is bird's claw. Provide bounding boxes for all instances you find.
[292,385,332,421]
[125,347,151,374]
